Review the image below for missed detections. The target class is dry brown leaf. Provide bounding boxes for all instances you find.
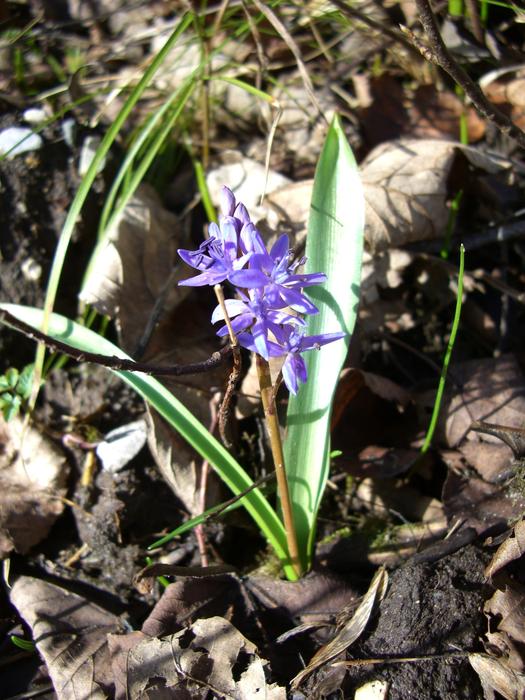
[0,416,68,556]
[361,139,506,252]
[264,140,508,253]
[291,567,388,689]
[140,570,356,639]
[441,355,525,448]
[409,85,485,142]
[485,585,525,646]
[80,183,188,350]
[459,440,514,483]
[469,653,525,700]
[80,184,228,513]
[109,616,285,700]
[486,519,525,579]
[10,576,123,699]
[483,70,525,131]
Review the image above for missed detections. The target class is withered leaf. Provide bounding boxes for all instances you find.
[10,576,124,700]
[110,616,285,700]
[486,519,525,578]
[291,567,388,689]
[469,652,525,700]
[0,416,68,556]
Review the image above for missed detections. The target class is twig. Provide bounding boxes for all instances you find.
[0,308,231,376]
[329,0,421,56]
[214,285,242,448]
[410,0,525,149]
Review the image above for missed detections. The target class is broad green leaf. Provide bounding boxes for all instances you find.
[284,115,364,569]
[0,303,296,580]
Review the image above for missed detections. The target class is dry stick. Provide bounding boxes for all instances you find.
[0,308,232,376]
[256,354,303,578]
[250,0,325,121]
[213,285,242,448]
[411,0,525,149]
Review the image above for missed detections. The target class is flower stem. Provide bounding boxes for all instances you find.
[256,354,303,578]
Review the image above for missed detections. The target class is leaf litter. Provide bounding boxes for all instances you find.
[2,1,525,698]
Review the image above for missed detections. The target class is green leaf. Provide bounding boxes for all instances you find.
[0,392,20,421]
[5,367,19,389]
[16,363,34,399]
[0,303,296,580]
[284,115,365,569]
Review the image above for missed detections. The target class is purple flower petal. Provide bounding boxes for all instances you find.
[220,186,236,217]
[229,268,268,288]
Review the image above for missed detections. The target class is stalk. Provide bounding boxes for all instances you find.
[256,355,303,578]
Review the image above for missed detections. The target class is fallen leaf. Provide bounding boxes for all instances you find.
[0,416,68,556]
[483,69,525,131]
[409,85,485,142]
[291,567,388,689]
[10,576,124,699]
[442,471,525,534]
[469,653,525,700]
[486,519,525,578]
[80,184,228,513]
[485,584,525,646]
[361,139,507,252]
[263,140,508,253]
[355,679,390,700]
[110,616,285,700]
[441,355,525,448]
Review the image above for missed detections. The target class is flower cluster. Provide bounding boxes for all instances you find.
[178,187,344,394]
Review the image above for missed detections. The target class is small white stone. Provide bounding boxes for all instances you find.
[23,108,47,125]
[78,135,106,176]
[21,258,42,282]
[96,419,148,473]
[0,127,42,158]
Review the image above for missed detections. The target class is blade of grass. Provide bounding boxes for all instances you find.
[420,244,465,453]
[284,114,364,569]
[31,13,194,410]
[1,303,296,579]
[83,77,196,292]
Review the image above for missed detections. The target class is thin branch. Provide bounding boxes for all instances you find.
[0,308,231,377]
[214,285,242,448]
[411,0,525,149]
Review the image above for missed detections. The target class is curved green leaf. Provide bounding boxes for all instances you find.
[1,303,295,579]
[284,115,364,568]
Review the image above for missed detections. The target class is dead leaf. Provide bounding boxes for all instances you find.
[109,616,285,700]
[485,584,525,646]
[361,139,507,252]
[140,570,357,638]
[483,69,525,131]
[80,184,229,513]
[469,653,525,700]
[442,471,525,534]
[291,567,388,689]
[409,85,485,142]
[441,355,525,448]
[459,440,514,483]
[486,519,525,578]
[10,576,124,699]
[80,183,188,350]
[264,140,508,254]
[355,679,390,699]
[0,416,68,556]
